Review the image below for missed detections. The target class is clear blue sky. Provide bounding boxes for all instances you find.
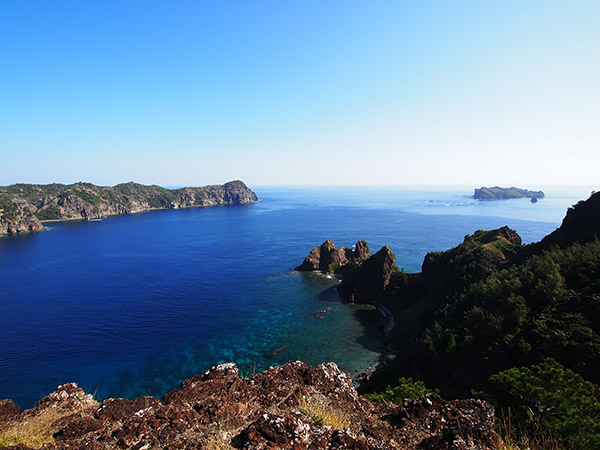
[1,1,598,187]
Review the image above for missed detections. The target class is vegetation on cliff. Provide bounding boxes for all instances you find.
[0,180,258,235]
[473,186,545,201]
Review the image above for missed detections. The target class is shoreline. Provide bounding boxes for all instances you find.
[297,269,395,387]
[352,303,396,387]
[38,207,167,224]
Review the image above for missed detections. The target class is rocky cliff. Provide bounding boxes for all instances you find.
[337,246,396,304]
[296,240,398,305]
[0,362,499,450]
[295,240,370,273]
[0,198,43,235]
[473,186,545,201]
[0,180,258,235]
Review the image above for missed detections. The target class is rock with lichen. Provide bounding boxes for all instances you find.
[0,362,499,450]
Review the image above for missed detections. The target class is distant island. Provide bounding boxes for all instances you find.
[473,186,545,201]
[0,180,258,235]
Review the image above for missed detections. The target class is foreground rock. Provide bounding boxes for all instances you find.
[0,180,258,235]
[0,362,499,450]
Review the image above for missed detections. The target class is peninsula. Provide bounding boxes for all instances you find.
[0,180,258,235]
[472,186,545,201]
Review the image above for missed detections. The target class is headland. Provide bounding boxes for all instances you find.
[0,180,258,235]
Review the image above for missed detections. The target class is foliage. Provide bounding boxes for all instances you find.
[0,196,19,220]
[489,358,600,449]
[34,205,62,220]
[365,377,439,403]
[411,239,600,387]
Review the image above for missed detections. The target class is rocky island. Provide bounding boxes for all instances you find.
[472,186,545,201]
[0,180,258,236]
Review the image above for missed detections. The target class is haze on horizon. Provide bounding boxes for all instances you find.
[1,1,598,188]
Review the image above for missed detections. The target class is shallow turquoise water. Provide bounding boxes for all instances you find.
[0,185,593,407]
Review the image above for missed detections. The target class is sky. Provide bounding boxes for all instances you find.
[1,1,598,187]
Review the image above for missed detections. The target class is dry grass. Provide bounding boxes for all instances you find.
[496,408,571,450]
[203,430,236,450]
[298,394,352,430]
[0,406,74,449]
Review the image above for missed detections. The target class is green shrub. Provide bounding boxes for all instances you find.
[490,358,600,449]
[365,376,439,403]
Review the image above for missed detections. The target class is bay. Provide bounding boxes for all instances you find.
[0,185,593,407]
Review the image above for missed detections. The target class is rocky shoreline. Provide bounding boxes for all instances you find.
[295,264,396,389]
[0,180,258,236]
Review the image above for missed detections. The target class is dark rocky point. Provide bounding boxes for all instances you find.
[295,240,371,273]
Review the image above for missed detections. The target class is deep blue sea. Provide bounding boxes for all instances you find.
[0,185,594,408]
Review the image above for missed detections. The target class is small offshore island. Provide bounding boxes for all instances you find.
[473,186,545,201]
[0,180,258,236]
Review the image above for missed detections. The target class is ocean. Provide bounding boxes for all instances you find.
[0,185,594,408]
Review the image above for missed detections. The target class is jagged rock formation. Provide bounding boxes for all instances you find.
[296,241,397,304]
[295,240,370,273]
[0,362,499,450]
[337,246,396,303]
[473,186,545,201]
[0,180,258,235]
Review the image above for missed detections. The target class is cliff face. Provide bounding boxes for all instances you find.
[0,180,258,235]
[0,362,498,450]
[0,198,44,235]
[337,246,396,303]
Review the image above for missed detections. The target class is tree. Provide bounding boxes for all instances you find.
[489,358,600,449]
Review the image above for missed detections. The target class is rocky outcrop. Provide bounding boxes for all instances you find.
[0,198,44,235]
[295,240,370,273]
[296,240,396,303]
[473,186,545,201]
[338,246,396,303]
[0,362,499,450]
[0,180,258,235]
